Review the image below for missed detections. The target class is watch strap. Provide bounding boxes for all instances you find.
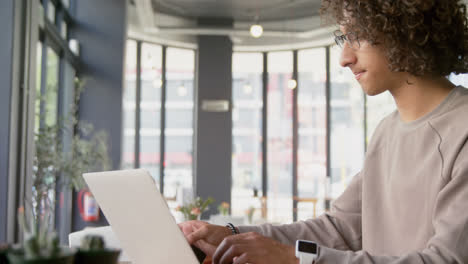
[226,223,239,235]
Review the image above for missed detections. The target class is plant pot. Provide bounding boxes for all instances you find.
[0,245,9,264]
[6,248,75,264]
[6,252,74,264]
[74,249,120,264]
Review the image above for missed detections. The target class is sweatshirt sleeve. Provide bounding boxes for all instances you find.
[237,172,362,251]
[314,141,468,264]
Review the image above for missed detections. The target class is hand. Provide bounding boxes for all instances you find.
[212,232,299,264]
[178,220,232,256]
[178,220,209,238]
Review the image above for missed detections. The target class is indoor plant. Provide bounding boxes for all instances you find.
[176,197,214,221]
[217,202,230,216]
[74,235,120,264]
[0,244,9,264]
[32,77,111,222]
[209,201,245,226]
[6,208,75,264]
[246,206,255,224]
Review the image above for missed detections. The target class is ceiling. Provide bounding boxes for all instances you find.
[151,0,322,22]
[128,0,335,50]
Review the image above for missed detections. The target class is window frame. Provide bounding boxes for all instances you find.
[124,38,197,197]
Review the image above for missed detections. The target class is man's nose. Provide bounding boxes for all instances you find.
[339,43,357,68]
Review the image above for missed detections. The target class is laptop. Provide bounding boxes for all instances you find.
[83,169,206,264]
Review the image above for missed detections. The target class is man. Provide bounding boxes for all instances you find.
[180,0,468,263]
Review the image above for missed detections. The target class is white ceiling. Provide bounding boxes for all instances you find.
[151,0,322,22]
[127,0,336,50]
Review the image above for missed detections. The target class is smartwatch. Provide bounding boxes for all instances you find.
[295,240,318,264]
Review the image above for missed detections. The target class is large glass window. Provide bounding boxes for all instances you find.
[47,1,56,24]
[27,0,78,241]
[329,46,365,199]
[122,40,137,169]
[62,0,70,9]
[33,45,60,224]
[267,51,293,223]
[164,47,195,200]
[35,42,43,132]
[45,47,59,126]
[297,48,327,220]
[140,43,163,183]
[229,46,400,224]
[231,52,263,220]
[121,41,196,206]
[61,22,68,40]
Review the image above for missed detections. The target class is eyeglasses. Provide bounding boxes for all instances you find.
[334,30,360,49]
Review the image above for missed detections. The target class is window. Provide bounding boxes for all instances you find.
[329,46,365,198]
[297,48,327,220]
[164,47,195,200]
[121,41,196,206]
[47,1,56,24]
[62,0,70,9]
[35,42,43,132]
[231,52,264,221]
[267,51,294,223]
[230,46,390,224]
[140,43,163,184]
[30,0,79,240]
[33,43,61,222]
[61,22,68,39]
[122,40,137,169]
[33,46,60,220]
[44,47,59,126]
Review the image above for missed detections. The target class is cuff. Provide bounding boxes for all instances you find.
[236,225,263,234]
[315,245,351,263]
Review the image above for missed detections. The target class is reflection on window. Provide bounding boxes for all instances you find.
[35,42,43,132]
[231,52,263,221]
[122,40,137,169]
[267,51,293,223]
[45,48,59,126]
[297,48,327,220]
[164,47,195,200]
[61,22,68,40]
[63,0,70,9]
[139,43,163,184]
[47,2,56,24]
[33,46,60,223]
[329,46,365,199]
[366,92,395,143]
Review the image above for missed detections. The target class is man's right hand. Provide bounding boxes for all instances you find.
[178,220,232,256]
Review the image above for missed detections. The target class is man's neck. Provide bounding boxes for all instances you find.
[389,76,456,123]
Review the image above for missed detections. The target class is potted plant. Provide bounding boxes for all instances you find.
[14,77,111,262]
[217,202,230,216]
[0,243,9,264]
[74,235,120,264]
[6,208,75,264]
[32,77,111,222]
[246,206,256,224]
[209,202,245,226]
[176,197,214,221]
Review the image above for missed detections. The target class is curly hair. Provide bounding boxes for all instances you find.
[321,0,468,77]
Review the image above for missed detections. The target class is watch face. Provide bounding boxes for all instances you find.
[298,241,317,254]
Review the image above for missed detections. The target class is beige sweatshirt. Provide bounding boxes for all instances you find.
[238,86,468,263]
